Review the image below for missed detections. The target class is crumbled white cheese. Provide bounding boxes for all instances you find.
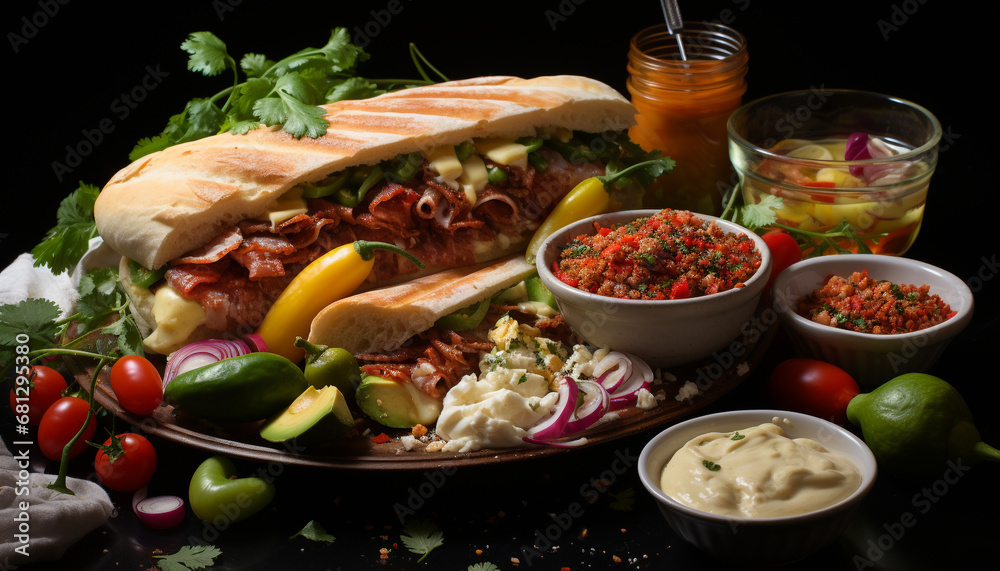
[674,381,700,401]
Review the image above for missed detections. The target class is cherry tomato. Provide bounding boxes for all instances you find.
[9,365,68,426]
[761,231,802,293]
[768,358,860,425]
[94,433,157,492]
[37,396,97,461]
[110,355,164,416]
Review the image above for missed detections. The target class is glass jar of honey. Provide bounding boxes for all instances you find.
[627,22,748,214]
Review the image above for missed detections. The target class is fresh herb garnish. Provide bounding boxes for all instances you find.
[290,520,336,543]
[608,488,636,511]
[132,28,441,157]
[518,373,528,384]
[153,545,222,571]
[401,519,444,563]
[702,460,722,471]
[31,182,101,274]
[731,431,745,441]
[468,564,500,571]
[720,191,881,257]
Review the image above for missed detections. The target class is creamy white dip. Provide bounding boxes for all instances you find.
[659,421,861,518]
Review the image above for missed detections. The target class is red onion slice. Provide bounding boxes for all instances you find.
[522,436,589,448]
[592,351,632,393]
[524,377,578,440]
[132,486,185,529]
[563,380,610,435]
[163,337,262,387]
[608,354,654,410]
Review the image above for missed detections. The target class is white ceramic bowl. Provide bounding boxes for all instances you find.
[771,254,973,389]
[638,410,877,566]
[535,209,771,368]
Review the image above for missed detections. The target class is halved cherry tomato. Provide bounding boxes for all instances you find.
[768,358,860,425]
[110,355,163,416]
[9,365,68,426]
[38,396,97,460]
[760,231,802,293]
[94,433,157,492]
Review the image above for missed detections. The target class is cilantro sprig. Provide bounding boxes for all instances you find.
[154,545,222,571]
[31,183,101,274]
[131,28,443,159]
[720,189,881,257]
[401,519,444,563]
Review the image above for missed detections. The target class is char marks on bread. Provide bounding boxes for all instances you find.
[94,76,635,270]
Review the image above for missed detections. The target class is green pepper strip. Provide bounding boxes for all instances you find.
[385,152,423,182]
[301,171,351,199]
[435,297,492,331]
[516,136,544,153]
[547,139,598,162]
[528,152,548,171]
[487,165,509,184]
[353,240,425,268]
[129,260,166,289]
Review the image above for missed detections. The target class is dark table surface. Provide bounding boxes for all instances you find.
[3,1,996,569]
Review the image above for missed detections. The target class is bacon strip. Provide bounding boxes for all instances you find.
[174,228,243,265]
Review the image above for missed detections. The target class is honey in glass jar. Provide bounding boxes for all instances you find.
[627,22,748,214]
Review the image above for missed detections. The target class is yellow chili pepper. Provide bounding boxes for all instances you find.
[525,157,675,263]
[256,241,423,362]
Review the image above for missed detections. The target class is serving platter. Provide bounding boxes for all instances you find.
[84,300,777,470]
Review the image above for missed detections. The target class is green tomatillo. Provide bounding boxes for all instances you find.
[188,455,275,524]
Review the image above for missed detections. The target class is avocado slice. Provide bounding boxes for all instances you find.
[259,385,355,445]
[355,376,442,429]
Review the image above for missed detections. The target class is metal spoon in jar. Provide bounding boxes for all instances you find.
[659,0,688,60]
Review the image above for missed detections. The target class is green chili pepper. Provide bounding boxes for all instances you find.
[301,171,351,199]
[332,166,385,207]
[435,297,492,331]
[294,337,362,399]
[487,165,509,184]
[455,141,476,162]
[128,259,166,289]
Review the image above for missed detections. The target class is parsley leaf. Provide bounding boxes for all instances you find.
[154,545,222,571]
[468,564,500,571]
[401,519,444,563]
[738,194,783,230]
[0,298,62,371]
[31,183,101,274]
[702,460,722,471]
[290,520,336,543]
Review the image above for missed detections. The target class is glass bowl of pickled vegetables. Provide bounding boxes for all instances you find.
[727,90,941,256]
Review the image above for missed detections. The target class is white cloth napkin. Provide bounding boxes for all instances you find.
[0,238,121,564]
[0,436,116,565]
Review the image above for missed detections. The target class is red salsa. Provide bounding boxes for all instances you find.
[553,209,762,300]
[796,269,955,334]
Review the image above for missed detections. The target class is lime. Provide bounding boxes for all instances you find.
[846,373,999,479]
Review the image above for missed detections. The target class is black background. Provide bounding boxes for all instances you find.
[3,1,998,570]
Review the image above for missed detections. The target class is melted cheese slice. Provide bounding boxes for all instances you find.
[264,187,308,227]
[424,145,463,180]
[457,155,488,205]
[143,285,207,354]
[475,139,529,170]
